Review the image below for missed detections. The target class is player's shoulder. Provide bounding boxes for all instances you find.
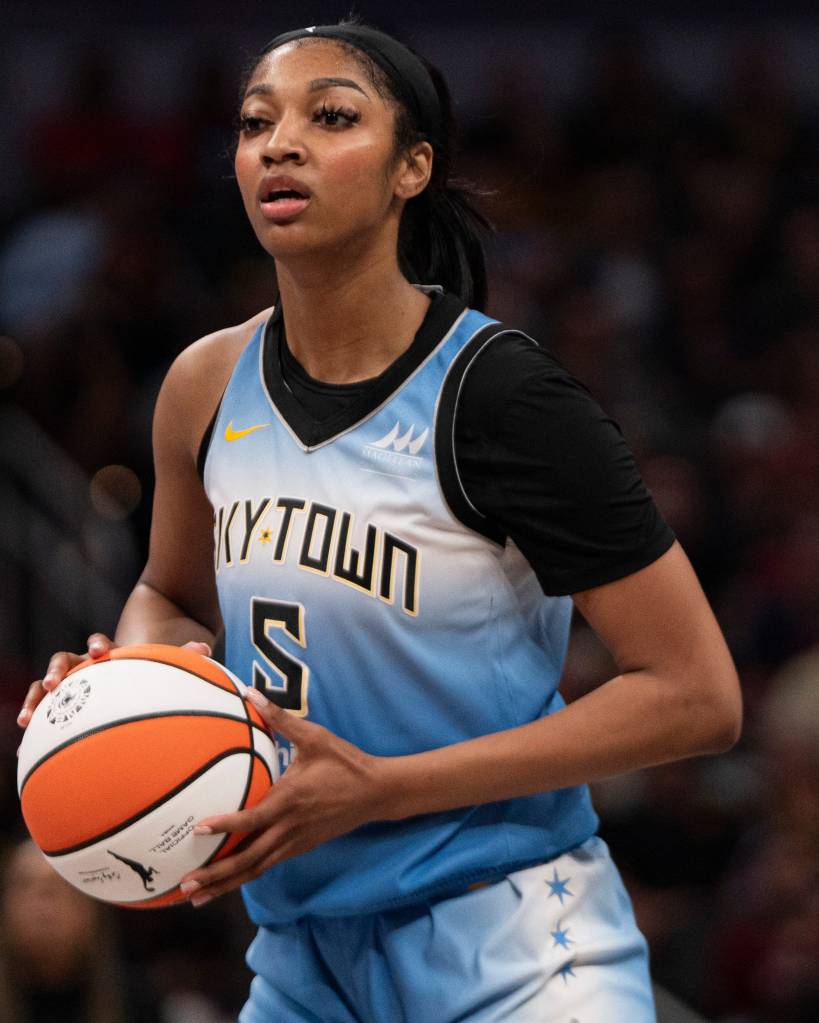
[170,307,274,386]
[473,322,569,379]
[460,321,589,420]
[155,307,274,454]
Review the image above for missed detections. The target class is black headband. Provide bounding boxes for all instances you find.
[260,24,445,150]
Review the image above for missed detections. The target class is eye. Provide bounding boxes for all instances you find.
[238,113,268,136]
[313,102,360,128]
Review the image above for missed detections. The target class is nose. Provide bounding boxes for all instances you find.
[262,116,306,165]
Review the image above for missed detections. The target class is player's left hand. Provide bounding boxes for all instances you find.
[179,687,388,906]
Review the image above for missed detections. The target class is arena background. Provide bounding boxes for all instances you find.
[1,1,818,1020]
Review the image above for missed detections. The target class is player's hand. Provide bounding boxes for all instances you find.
[178,688,388,907]
[17,637,212,729]
[17,633,116,729]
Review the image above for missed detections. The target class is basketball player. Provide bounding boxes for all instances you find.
[19,23,742,1022]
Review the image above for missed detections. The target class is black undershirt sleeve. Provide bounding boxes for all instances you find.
[269,314,675,598]
[454,334,675,596]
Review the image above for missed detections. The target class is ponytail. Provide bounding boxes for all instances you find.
[399,183,491,311]
[395,56,492,311]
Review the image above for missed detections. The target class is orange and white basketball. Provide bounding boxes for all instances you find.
[17,644,279,908]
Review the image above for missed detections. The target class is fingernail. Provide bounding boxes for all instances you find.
[179,880,201,894]
[89,643,104,655]
[246,688,266,709]
[17,710,29,726]
[193,825,213,836]
[191,894,212,908]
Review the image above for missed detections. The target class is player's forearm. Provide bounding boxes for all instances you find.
[114,579,219,649]
[376,665,740,821]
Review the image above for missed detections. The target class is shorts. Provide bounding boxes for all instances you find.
[239,836,656,1022]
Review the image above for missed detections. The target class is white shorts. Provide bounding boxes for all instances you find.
[241,835,656,1022]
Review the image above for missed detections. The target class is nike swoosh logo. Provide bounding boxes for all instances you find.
[224,420,271,442]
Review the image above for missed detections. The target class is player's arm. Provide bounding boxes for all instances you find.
[374,343,744,810]
[376,539,741,815]
[18,310,271,727]
[119,309,271,645]
[17,345,220,727]
[114,340,223,649]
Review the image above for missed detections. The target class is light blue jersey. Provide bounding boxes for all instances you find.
[203,295,598,923]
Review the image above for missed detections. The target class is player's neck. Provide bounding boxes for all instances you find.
[274,253,431,385]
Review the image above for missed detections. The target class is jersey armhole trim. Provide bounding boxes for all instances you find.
[197,319,271,481]
[196,387,226,481]
[434,325,538,546]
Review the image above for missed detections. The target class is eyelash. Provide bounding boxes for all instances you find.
[314,101,360,128]
[237,114,266,135]
[238,103,360,136]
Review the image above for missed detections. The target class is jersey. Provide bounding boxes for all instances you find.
[272,298,676,597]
[202,296,598,923]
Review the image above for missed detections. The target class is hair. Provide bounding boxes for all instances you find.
[241,21,492,311]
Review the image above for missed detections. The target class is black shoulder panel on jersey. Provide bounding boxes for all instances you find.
[434,323,530,547]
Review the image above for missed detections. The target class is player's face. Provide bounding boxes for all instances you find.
[235,41,411,263]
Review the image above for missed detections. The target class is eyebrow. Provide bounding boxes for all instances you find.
[243,77,370,101]
[308,77,369,98]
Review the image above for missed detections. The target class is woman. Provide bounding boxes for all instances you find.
[19,22,741,1022]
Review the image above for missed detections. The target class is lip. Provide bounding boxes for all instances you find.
[258,175,312,222]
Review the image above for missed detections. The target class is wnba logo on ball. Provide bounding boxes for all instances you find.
[46,677,92,727]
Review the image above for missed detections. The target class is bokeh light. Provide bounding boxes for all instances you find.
[89,465,142,520]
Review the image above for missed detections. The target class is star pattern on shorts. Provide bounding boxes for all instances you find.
[545,867,574,904]
[551,924,574,949]
[558,960,577,984]
[259,528,273,545]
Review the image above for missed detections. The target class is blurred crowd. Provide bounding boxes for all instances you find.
[1,16,818,1023]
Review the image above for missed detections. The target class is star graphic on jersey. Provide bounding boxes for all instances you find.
[259,529,273,545]
[551,924,574,949]
[558,960,577,984]
[546,868,574,904]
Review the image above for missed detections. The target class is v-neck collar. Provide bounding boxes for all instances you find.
[260,291,466,449]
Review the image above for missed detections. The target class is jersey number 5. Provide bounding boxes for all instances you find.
[250,597,309,716]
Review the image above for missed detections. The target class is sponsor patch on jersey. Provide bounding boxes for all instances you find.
[361,421,428,479]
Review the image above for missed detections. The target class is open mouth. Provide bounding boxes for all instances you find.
[259,187,311,222]
[266,189,308,202]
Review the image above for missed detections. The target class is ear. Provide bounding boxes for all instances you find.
[394,141,433,201]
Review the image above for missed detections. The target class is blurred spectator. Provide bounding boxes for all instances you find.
[707,647,819,1022]
[0,839,162,1023]
[24,50,131,206]
[0,839,245,1022]
[0,204,107,339]
[565,22,683,170]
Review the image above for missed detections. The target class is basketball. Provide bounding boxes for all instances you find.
[16,644,279,908]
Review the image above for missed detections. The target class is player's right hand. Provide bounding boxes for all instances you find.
[17,637,213,729]
[17,633,116,728]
